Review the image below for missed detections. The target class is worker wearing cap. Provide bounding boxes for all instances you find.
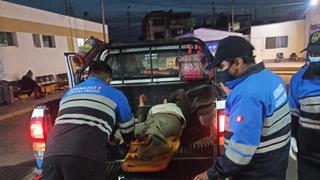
[288,31,320,180]
[42,62,134,180]
[194,36,290,180]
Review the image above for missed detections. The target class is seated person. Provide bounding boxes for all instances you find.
[135,89,190,161]
[20,70,44,98]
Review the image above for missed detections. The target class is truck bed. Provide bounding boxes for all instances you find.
[41,80,219,180]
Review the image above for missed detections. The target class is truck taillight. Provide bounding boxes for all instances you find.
[31,119,44,139]
[217,110,225,146]
[216,99,226,156]
[218,113,225,133]
[30,107,51,171]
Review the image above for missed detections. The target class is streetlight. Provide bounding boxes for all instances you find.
[100,0,106,42]
[311,0,318,6]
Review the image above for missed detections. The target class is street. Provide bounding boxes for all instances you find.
[0,112,35,180]
[0,112,298,180]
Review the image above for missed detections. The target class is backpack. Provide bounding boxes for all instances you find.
[177,54,212,81]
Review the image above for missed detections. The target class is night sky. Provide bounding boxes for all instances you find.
[3,0,309,42]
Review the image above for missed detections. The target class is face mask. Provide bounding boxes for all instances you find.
[217,68,236,84]
[308,57,320,63]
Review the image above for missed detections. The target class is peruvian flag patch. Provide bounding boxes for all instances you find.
[235,116,245,122]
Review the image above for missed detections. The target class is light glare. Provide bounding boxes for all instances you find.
[311,0,318,6]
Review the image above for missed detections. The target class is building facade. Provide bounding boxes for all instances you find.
[142,11,193,41]
[250,20,306,63]
[0,1,108,81]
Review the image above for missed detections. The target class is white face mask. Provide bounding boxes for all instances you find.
[308,56,320,63]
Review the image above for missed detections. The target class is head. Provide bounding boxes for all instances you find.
[213,36,256,83]
[88,62,112,84]
[302,31,320,64]
[26,70,33,78]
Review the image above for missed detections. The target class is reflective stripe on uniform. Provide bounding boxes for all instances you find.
[60,94,117,110]
[60,100,116,120]
[227,139,257,156]
[299,96,320,105]
[300,104,320,114]
[299,117,320,129]
[56,114,113,133]
[261,103,291,137]
[256,131,291,154]
[55,119,111,134]
[225,146,253,165]
[118,117,135,134]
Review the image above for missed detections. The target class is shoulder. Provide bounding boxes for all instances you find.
[101,86,128,104]
[292,65,308,82]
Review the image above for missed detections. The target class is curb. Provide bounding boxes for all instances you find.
[0,106,34,122]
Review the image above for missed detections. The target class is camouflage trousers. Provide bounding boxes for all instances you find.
[135,113,182,145]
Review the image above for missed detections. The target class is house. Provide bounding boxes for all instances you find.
[142,10,193,41]
[0,1,108,81]
[250,20,306,63]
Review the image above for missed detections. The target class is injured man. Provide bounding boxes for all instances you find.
[134,89,191,161]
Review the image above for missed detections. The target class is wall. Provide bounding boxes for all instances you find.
[2,33,68,80]
[306,3,320,43]
[0,1,108,81]
[251,20,306,63]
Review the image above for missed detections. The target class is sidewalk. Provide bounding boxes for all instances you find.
[0,90,65,121]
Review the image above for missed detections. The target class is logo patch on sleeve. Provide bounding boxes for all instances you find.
[235,116,245,122]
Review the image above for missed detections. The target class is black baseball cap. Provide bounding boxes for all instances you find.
[301,31,320,54]
[212,36,255,67]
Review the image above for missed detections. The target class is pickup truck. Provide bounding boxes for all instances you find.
[29,38,226,180]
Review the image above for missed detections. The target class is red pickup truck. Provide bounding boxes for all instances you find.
[29,38,226,180]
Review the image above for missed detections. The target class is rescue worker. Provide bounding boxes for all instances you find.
[42,62,134,180]
[194,36,291,180]
[289,31,320,180]
[135,89,190,160]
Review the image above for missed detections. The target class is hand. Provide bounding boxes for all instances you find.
[194,171,209,180]
[289,137,298,160]
[219,82,231,95]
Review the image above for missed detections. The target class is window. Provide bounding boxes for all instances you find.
[153,18,165,26]
[76,38,84,48]
[154,32,164,40]
[0,32,18,46]
[32,34,41,48]
[265,36,288,49]
[42,35,56,48]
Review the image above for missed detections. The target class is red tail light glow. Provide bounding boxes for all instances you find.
[31,120,44,139]
[218,114,225,133]
[217,109,226,155]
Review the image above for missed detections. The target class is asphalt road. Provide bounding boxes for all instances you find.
[0,112,35,180]
[0,112,299,180]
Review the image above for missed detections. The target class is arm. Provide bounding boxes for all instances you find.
[115,92,135,145]
[207,96,263,179]
[288,77,299,139]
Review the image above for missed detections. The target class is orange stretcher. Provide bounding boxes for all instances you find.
[121,136,180,172]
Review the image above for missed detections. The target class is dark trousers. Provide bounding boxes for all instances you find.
[42,155,105,180]
[298,156,320,180]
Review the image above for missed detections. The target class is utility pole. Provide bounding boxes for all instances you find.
[64,0,75,51]
[127,6,131,39]
[211,1,216,26]
[231,0,235,32]
[100,0,106,42]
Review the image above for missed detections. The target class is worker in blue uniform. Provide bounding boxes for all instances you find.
[194,36,291,180]
[289,31,320,180]
[42,62,134,180]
